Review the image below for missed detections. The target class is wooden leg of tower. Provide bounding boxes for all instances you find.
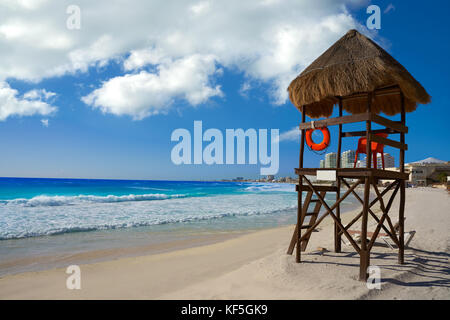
[359,177,371,281]
[360,249,370,282]
[335,178,342,253]
[296,176,303,263]
[398,179,405,264]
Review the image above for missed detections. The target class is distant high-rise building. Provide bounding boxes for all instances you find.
[341,150,357,168]
[377,153,395,169]
[320,160,325,168]
[325,152,337,168]
[356,159,366,168]
[354,154,395,169]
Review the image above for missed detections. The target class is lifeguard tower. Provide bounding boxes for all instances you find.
[286,30,431,281]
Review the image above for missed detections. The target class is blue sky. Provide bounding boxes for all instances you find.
[0,0,448,180]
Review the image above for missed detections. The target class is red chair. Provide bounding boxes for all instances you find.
[353,133,388,169]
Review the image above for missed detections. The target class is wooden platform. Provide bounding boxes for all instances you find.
[295,168,409,180]
[295,184,338,192]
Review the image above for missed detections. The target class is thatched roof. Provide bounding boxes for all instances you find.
[288,29,431,118]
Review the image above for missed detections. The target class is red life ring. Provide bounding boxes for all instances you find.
[305,127,330,151]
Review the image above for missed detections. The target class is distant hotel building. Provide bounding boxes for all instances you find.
[378,153,395,169]
[356,153,395,169]
[358,153,395,169]
[319,151,395,169]
[405,157,450,186]
[325,152,337,168]
[341,150,357,168]
[356,159,365,168]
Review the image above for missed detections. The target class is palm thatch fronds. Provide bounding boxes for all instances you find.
[288,29,431,118]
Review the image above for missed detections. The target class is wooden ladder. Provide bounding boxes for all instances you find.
[287,185,337,254]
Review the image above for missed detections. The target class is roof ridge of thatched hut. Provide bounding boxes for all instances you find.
[288,29,431,118]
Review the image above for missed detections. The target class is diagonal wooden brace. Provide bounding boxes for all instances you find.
[295,177,362,248]
[301,176,362,254]
[368,181,401,249]
[339,178,399,245]
[338,179,398,235]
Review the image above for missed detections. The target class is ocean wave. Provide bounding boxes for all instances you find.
[244,183,296,193]
[127,186,173,191]
[0,193,187,207]
[0,206,297,240]
[0,193,299,240]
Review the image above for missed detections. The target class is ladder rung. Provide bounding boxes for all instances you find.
[304,212,316,216]
[300,225,314,229]
[310,199,321,202]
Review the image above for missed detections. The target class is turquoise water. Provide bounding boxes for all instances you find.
[0,177,303,239]
[0,177,358,275]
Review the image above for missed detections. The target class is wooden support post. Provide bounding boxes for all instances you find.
[399,180,405,264]
[359,249,370,282]
[366,93,373,169]
[360,177,371,281]
[296,179,303,263]
[399,92,406,264]
[335,99,343,253]
[296,107,306,263]
[360,93,372,281]
[400,92,406,173]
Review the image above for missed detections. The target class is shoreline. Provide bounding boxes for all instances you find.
[0,188,448,299]
[0,190,361,278]
[0,229,251,277]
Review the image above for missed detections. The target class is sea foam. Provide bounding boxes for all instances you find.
[0,193,297,240]
[1,193,187,207]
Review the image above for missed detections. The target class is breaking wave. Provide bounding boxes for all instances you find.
[0,193,298,240]
[244,183,296,193]
[0,193,187,207]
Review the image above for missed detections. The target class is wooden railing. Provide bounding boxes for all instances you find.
[297,113,408,151]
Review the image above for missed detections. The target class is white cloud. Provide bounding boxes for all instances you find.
[41,118,49,127]
[190,1,211,16]
[123,48,166,71]
[239,82,252,98]
[0,0,368,119]
[1,0,49,10]
[23,89,56,101]
[0,82,57,121]
[83,54,222,119]
[278,127,300,142]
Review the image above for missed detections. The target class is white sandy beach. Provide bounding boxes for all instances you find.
[0,187,448,300]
